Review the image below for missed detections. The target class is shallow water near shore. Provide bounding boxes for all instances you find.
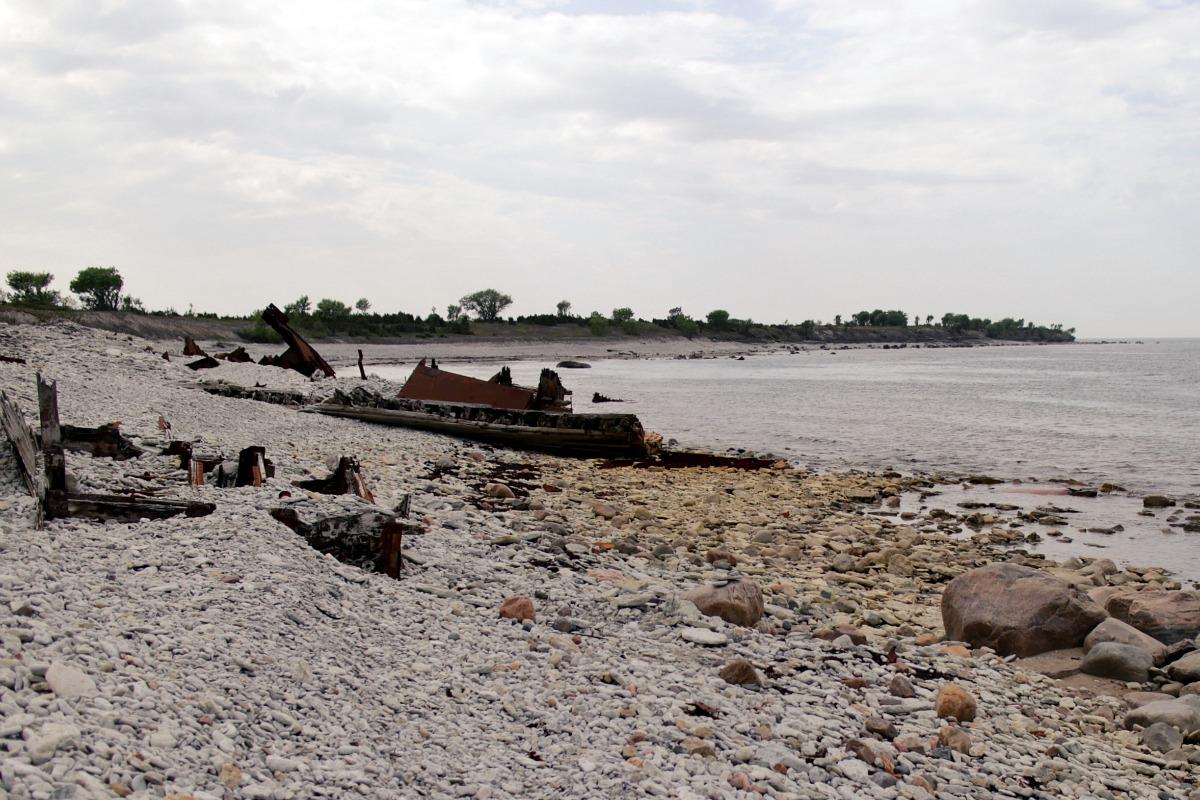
[372,339,1200,583]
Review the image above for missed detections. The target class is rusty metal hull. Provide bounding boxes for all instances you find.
[308,401,648,458]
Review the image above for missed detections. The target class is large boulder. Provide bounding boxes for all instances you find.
[1123,696,1200,734]
[1167,651,1200,684]
[1084,618,1169,666]
[941,563,1106,657]
[683,579,764,627]
[1105,591,1200,645]
[1080,642,1153,682]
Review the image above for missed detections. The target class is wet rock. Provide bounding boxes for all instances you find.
[935,683,977,722]
[1143,496,1176,508]
[1080,642,1154,682]
[941,563,1106,657]
[683,578,764,627]
[1141,722,1184,753]
[1105,590,1200,645]
[498,596,535,622]
[1084,617,1169,666]
[719,658,762,686]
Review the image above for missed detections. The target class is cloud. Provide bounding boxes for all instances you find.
[0,0,1197,335]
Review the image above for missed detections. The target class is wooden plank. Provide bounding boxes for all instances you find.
[0,391,41,499]
[65,492,215,521]
[37,374,68,519]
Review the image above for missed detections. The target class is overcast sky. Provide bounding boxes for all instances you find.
[2,0,1197,336]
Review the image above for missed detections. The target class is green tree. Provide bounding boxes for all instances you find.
[313,299,352,332]
[612,307,634,323]
[6,271,58,305]
[355,297,371,314]
[588,311,610,336]
[675,317,699,339]
[121,296,145,312]
[284,295,311,317]
[556,299,572,318]
[460,289,513,322]
[834,314,842,327]
[706,309,730,329]
[69,266,123,310]
[446,304,464,322]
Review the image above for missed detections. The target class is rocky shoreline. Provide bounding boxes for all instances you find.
[0,321,1196,799]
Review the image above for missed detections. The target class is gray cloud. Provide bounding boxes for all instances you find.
[0,0,1197,335]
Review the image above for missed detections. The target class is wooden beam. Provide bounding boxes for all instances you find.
[36,374,68,519]
[0,391,41,499]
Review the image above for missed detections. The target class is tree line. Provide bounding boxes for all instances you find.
[0,272,1075,342]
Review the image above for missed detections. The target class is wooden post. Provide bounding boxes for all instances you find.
[235,446,267,487]
[357,349,367,380]
[36,374,68,519]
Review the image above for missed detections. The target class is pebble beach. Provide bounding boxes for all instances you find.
[0,321,1198,799]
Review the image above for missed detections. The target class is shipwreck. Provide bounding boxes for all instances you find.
[307,359,659,458]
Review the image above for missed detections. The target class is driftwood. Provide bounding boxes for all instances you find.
[62,423,143,460]
[294,456,374,502]
[357,350,367,380]
[0,355,27,365]
[258,305,335,378]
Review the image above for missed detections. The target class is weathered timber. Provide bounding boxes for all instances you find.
[357,350,367,380]
[64,493,215,521]
[37,374,68,519]
[259,304,336,378]
[200,384,308,407]
[235,446,274,487]
[216,346,253,363]
[61,423,143,460]
[0,355,27,365]
[293,456,375,502]
[489,366,513,386]
[270,506,420,577]
[183,336,207,357]
[308,387,651,458]
[0,392,41,498]
[186,356,220,370]
[35,377,217,522]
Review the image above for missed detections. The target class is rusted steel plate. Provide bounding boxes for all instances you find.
[399,360,535,410]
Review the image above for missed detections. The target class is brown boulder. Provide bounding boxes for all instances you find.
[935,684,977,722]
[941,563,1106,657]
[683,579,764,627]
[499,596,535,622]
[718,658,762,687]
[1105,590,1200,646]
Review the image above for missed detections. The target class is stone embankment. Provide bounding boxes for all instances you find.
[0,321,1195,799]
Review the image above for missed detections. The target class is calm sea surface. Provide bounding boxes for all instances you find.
[372,340,1200,582]
[378,340,1199,495]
